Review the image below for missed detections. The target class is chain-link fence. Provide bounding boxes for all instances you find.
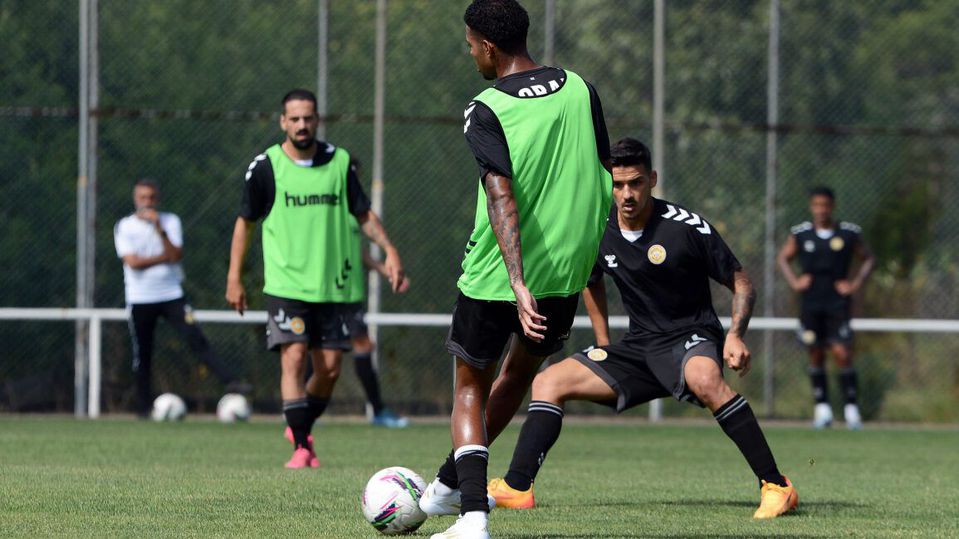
[2,0,957,422]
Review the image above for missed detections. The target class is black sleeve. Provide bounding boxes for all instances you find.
[463,101,512,183]
[587,255,605,286]
[346,161,372,216]
[698,225,743,288]
[239,155,275,221]
[585,81,611,164]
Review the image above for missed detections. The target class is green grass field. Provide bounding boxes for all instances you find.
[1,417,956,538]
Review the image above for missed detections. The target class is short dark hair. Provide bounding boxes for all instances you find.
[134,177,159,191]
[809,186,835,201]
[464,0,529,55]
[281,89,318,113]
[610,138,652,170]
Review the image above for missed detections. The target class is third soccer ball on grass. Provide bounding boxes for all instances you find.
[216,393,251,423]
[151,393,186,422]
[361,466,428,535]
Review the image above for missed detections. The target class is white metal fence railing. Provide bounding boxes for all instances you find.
[2,308,958,420]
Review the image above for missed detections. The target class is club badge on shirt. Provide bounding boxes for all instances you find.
[647,244,667,265]
[830,236,845,251]
[587,348,608,361]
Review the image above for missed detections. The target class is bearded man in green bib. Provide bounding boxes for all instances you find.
[226,89,405,469]
[419,2,612,537]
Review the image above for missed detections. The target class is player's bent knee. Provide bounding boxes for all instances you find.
[530,369,573,404]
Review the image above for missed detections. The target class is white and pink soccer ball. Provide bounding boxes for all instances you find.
[361,466,428,535]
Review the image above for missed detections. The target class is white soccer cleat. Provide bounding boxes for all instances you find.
[429,514,490,539]
[813,402,834,429]
[419,478,495,517]
[844,403,863,430]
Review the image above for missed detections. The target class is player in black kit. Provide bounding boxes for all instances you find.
[777,186,874,430]
[487,138,798,520]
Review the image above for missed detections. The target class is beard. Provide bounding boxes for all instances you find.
[291,135,314,150]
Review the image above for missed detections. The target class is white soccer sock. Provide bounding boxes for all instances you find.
[460,510,488,526]
[432,477,455,495]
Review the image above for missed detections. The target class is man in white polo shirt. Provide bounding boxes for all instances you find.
[115,178,246,417]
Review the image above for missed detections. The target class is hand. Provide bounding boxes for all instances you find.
[512,283,547,342]
[793,274,812,292]
[723,334,751,378]
[137,207,159,224]
[834,279,855,296]
[382,248,405,293]
[395,274,411,294]
[225,278,247,315]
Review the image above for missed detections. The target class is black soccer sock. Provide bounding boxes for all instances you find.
[437,450,458,489]
[503,401,564,491]
[283,398,312,448]
[353,353,385,415]
[809,367,829,404]
[306,395,329,423]
[839,368,859,405]
[714,394,787,488]
[454,445,490,514]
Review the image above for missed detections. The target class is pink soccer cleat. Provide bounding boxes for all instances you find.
[285,447,316,469]
[283,427,319,468]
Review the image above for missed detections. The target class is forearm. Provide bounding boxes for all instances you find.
[124,254,169,270]
[583,281,610,345]
[158,234,183,263]
[776,257,800,288]
[362,249,386,276]
[227,218,253,282]
[484,174,524,287]
[728,271,756,338]
[852,256,874,289]
[359,211,397,255]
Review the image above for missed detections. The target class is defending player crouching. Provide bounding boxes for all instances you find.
[488,138,798,519]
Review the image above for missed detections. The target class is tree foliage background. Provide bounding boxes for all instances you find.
[1,0,957,420]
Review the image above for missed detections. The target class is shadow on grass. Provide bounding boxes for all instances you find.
[555,499,866,511]
[504,535,830,539]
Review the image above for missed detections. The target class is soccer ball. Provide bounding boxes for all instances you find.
[151,393,186,421]
[216,393,251,423]
[361,466,428,535]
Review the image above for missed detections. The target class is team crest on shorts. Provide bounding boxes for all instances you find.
[647,244,667,265]
[587,348,608,361]
[290,316,306,335]
[830,236,845,251]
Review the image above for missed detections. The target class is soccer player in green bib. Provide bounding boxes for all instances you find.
[420,2,612,537]
[225,89,405,469]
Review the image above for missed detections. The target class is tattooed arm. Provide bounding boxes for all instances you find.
[485,172,546,341]
[724,269,756,377]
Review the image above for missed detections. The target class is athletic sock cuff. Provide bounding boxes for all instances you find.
[454,445,488,462]
[713,394,748,423]
[528,400,564,417]
[282,398,309,410]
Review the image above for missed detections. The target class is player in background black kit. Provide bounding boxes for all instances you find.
[487,138,798,520]
[777,187,874,430]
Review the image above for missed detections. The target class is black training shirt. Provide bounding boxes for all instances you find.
[589,198,742,338]
[463,66,610,183]
[790,221,861,309]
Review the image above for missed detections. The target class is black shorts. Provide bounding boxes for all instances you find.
[341,302,368,339]
[446,292,579,368]
[799,304,852,348]
[265,294,351,351]
[571,326,725,411]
